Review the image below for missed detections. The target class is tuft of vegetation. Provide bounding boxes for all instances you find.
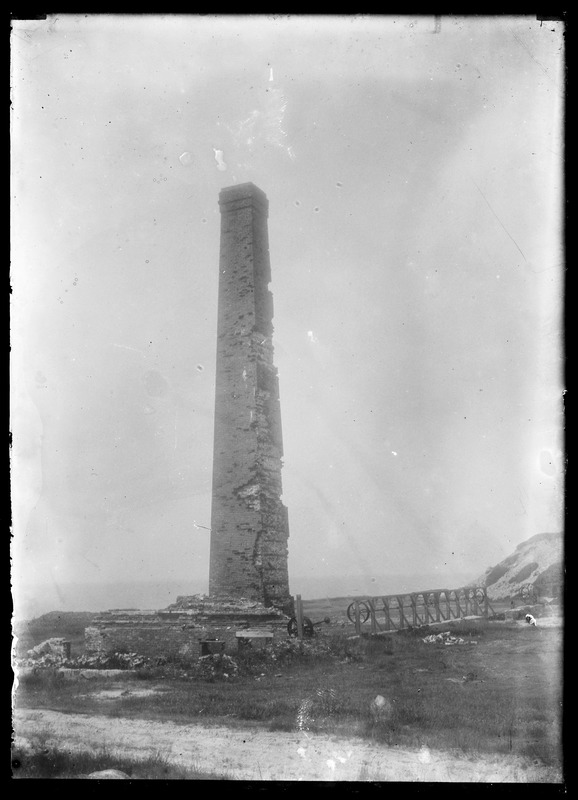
[11,740,232,780]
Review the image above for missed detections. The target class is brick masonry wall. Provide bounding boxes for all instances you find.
[86,613,290,659]
[209,184,293,616]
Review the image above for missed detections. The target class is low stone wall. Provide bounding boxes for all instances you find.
[85,595,291,659]
[57,668,138,679]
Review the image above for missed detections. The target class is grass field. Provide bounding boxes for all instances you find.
[13,604,563,780]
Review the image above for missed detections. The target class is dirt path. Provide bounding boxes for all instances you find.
[13,708,562,782]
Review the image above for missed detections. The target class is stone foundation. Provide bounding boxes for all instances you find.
[85,594,292,659]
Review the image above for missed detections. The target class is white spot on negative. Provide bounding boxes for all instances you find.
[418,746,432,764]
[213,149,227,171]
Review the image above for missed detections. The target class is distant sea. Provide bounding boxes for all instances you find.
[12,572,477,621]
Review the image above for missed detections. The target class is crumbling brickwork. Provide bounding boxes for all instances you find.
[85,612,219,659]
[209,183,294,616]
[86,597,289,658]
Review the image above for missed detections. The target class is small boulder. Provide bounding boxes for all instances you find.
[369,694,393,721]
[86,769,130,779]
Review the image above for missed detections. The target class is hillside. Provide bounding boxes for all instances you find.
[476,532,564,601]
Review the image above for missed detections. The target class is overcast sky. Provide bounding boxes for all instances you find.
[11,15,565,614]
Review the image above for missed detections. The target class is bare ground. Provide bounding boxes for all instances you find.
[13,707,563,782]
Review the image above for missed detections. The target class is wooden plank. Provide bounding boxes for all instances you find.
[456,591,466,618]
[396,596,408,629]
[434,591,446,621]
[410,594,418,626]
[296,594,304,639]
[371,598,385,631]
[415,594,426,626]
[471,594,482,616]
[372,598,381,631]
[354,600,361,635]
[368,598,377,634]
[424,593,435,624]
[421,593,428,623]
[383,597,395,631]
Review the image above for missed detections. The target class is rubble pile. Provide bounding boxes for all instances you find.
[422,631,477,646]
[164,593,286,617]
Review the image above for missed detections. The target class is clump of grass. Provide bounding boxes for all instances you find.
[266,635,360,666]
[236,696,297,722]
[205,633,365,681]
[14,667,68,691]
[11,742,232,780]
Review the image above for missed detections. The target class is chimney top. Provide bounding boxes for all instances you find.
[219,183,268,212]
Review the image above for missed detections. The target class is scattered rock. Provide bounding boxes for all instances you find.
[57,668,138,680]
[369,694,393,721]
[422,631,476,646]
[446,673,484,685]
[86,769,130,779]
[26,638,70,660]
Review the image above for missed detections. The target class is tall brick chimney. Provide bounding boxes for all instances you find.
[209,183,294,617]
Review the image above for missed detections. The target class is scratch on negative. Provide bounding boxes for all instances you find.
[471,178,527,262]
[508,27,555,84]
[113,343,145,356]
